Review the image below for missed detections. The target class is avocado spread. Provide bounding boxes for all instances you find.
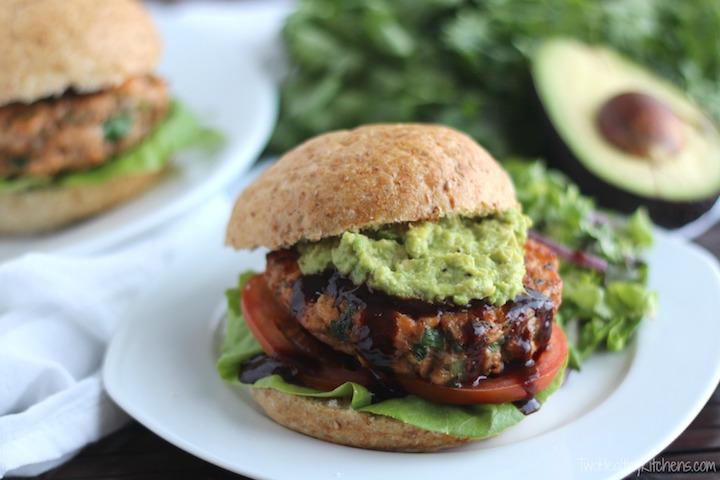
[297,208,531,306]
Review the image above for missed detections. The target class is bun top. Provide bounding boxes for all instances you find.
[227,123,518,251]
[0,0,161,107]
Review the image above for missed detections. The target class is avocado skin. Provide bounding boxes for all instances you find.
[537,98,719,229]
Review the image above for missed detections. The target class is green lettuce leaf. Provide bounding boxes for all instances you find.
[0,101,224,193]
[217,273,566,439]
[216,272,264,381]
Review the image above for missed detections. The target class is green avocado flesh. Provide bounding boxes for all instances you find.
[532,38,720,202]
[297,208,531,306]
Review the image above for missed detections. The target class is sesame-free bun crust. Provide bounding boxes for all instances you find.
[227,124,518,250]
[0,168,166,235]
[0,0,161,107]
[252,388,472,452]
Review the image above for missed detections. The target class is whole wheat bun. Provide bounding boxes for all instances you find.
[0,169,166,235]
[252,388,473,452]
[227,123,518,250]
[0,0,161,106]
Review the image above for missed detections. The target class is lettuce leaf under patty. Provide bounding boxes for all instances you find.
[0,101,223,193]
[217,273,566,440]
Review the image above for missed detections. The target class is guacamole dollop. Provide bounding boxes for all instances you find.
[297,208,531,306]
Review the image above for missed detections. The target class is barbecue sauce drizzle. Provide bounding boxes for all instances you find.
[241,268,556,414]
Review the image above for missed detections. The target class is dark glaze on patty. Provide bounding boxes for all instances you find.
[264,238,562,387]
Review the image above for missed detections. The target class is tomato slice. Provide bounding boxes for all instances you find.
[241,273,568,405]
[395,323,568,405]
[241,273,378,391]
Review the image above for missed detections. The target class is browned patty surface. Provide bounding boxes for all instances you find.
[265,238,562,387]
[0,75,169,179]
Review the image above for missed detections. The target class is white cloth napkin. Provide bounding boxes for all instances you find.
[0,195,232,478]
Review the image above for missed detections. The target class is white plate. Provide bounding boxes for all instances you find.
[103,221,720,480]
[0,12,277,262]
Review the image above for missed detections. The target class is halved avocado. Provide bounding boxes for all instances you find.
[531,38,720,229]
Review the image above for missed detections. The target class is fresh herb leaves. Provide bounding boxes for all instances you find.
[414,327,448,361]
[330,302,358,341]
[103,114,133,142]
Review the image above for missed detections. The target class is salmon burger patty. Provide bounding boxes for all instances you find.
[0,75,169,179]
[264,237,562,387]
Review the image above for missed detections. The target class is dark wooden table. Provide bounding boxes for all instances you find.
[13,225,717,479]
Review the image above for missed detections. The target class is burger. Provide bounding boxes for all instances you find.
[218,124,568,451]
[0,0,219,235]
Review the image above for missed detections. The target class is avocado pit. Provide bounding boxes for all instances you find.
[596,92,685,159]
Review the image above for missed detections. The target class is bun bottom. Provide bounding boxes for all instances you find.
[0,168,166,236]
[251,387,473,452]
